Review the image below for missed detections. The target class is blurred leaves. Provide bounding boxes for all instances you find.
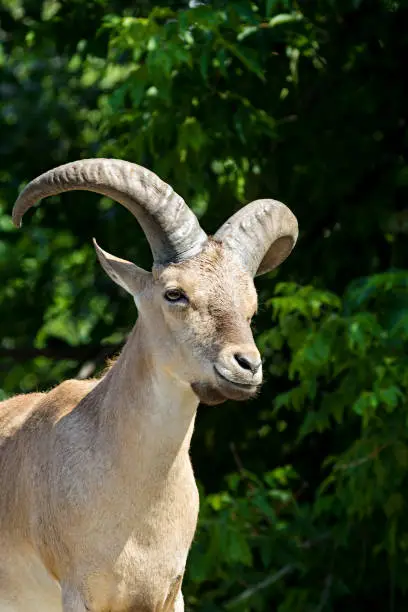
[2,0,408,610]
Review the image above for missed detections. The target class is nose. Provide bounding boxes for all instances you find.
[234,352,262,375]
[217,344,263,386]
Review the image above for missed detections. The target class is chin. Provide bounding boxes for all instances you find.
[190,380,259,406]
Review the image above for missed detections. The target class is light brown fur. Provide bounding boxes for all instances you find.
[0,241,262,612]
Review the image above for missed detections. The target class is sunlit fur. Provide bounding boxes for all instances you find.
[0,240,262,612]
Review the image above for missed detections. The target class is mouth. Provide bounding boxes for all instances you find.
[213,366,256,389]
[190,367,259,406]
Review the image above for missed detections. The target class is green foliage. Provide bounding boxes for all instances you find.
[186,271,408,610]
[2,0,408,609]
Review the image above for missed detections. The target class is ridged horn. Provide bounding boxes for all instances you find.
[214,199,298,277]
[12,158,208,265]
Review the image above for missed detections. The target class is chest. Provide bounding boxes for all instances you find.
[82,537,187,612]
[56,469,199,611]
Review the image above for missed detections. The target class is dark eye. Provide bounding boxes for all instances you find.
[164,288,188,304]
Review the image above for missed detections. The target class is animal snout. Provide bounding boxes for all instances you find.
[216,345,263,386]
[234,352,262,375]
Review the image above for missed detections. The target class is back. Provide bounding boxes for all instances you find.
[0,380,96,534]
[0,394,45,539]
[0,392,45,441]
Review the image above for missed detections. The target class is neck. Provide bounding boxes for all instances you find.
[91,318,199,476]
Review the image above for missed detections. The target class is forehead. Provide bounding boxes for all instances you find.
[157,241,257,304]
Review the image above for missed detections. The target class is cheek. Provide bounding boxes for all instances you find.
[161,306,198,342]
[169,309,217,356]
[160,303,219,362]
[189,310,218,346]
[161,306,186,334]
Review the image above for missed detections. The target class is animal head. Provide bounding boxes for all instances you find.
[12,159,298,405]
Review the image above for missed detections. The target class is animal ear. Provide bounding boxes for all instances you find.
[92,239,150,297]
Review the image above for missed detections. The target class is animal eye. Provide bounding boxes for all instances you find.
[164,289,188,303]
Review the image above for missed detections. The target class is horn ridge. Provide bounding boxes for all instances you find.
[12,158,208,265]
[214,198,298,277]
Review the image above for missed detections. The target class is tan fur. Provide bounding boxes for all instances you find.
[0,241,262,612]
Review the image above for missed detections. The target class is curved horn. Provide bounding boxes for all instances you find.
[12,158,208,265]
[214,199,298,277]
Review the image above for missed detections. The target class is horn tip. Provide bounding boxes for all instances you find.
[92,237,104,256]
[12,212,22,228]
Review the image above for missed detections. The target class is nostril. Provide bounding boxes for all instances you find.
[234,353,262,374]
[234,353,252,371]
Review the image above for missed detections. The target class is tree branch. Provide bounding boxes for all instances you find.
[225,564,295,609]
[0,344,123,363]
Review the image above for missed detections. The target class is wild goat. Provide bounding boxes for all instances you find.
[0,159,298,612]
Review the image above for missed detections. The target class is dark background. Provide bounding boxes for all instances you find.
[1,1,408,609]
